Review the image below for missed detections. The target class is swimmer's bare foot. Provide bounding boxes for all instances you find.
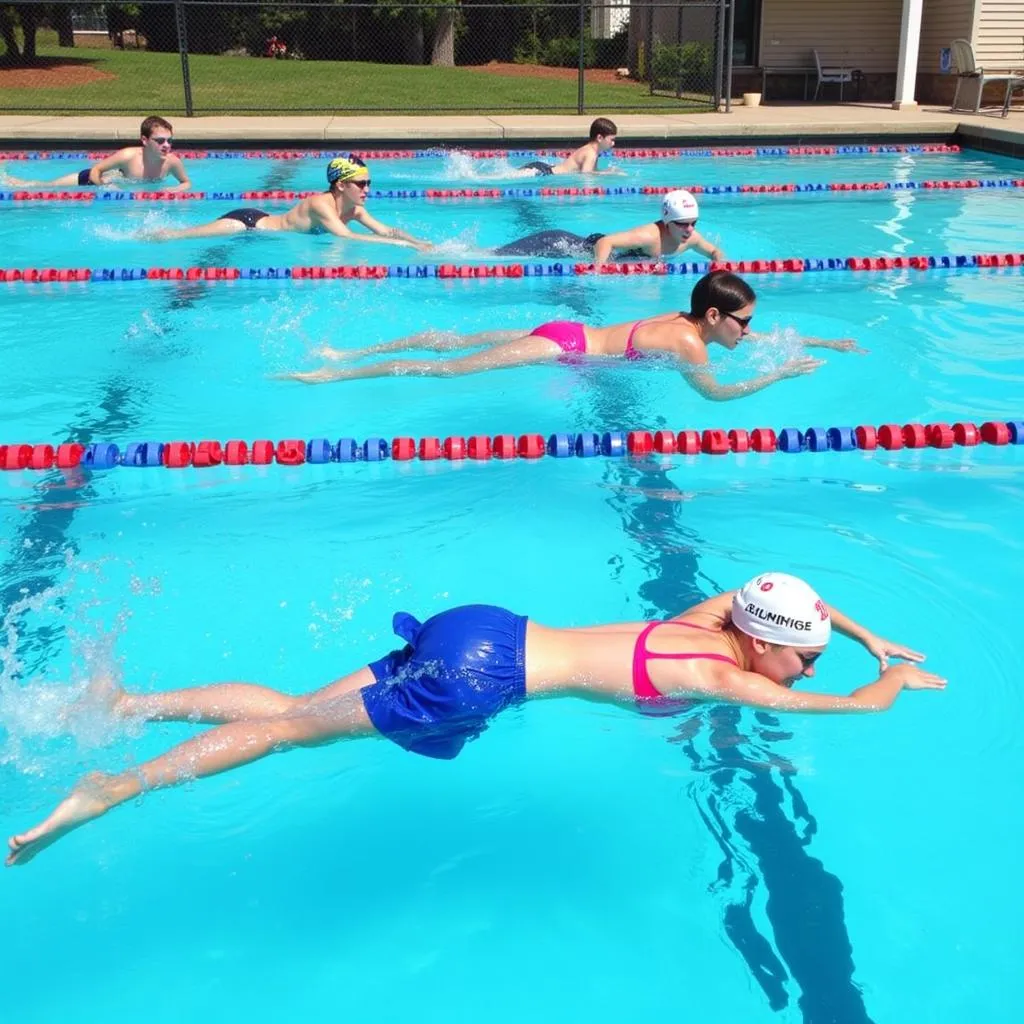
[312,345,349,361]
[58,672,129,729]
[268,369,341,384]
[6,772,125,867]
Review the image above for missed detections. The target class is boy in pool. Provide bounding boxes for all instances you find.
[3,116,192,192]
[6,573,940,867]
[146,156,432,250]
[493,190,724,264]
[512,117,622,177]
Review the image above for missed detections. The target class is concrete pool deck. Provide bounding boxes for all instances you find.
[0,103,1022,152]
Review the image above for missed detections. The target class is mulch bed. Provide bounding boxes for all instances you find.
[0,57,116,89]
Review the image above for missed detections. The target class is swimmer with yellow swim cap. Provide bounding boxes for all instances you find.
[148,155,432,250]
[5,571,941,867]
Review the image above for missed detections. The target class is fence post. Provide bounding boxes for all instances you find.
[577,0,586,114]
[714,0,726,110]
[725,0,734,112]
[174,0,195,117]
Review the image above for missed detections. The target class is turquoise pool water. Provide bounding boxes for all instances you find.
[2,146,1023,1024]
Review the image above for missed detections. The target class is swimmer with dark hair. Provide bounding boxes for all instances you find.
[146,156,431,250]
[6,573,940,867]
[512,117,623,177]
[493,189,723,264]
[277,270,863,399]
[3,116,192,192]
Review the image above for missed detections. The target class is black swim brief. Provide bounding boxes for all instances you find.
[520,160,554,176]
[218,208,270,230]
[76,169,93,187]
[494,229,604,258]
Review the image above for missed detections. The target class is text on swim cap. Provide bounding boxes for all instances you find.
[745,603,813,631]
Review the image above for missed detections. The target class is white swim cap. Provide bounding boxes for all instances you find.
[731,572,831,648]
[661,189,699,223]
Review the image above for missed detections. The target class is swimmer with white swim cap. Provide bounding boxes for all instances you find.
[493,189,725,265]
[591,189,725,267]
[7,572,942,868]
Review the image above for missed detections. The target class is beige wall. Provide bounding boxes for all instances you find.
[758,0,901,73]
[917,0,976,73]
[974,0,1024,67]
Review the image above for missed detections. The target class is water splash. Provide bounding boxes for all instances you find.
[91,208,173,242]
[442,151,521,182]
[0,562,137,778]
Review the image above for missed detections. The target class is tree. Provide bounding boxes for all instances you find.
[52,3,73,46]
[12,4,39,60]
[429,2,456,66]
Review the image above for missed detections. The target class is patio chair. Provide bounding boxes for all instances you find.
[813,49,853,101]
[950,38,1024,117]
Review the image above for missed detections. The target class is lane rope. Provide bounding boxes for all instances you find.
[2,420,1019,472]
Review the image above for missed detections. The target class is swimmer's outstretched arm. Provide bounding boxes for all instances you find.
[6,690,376,868]
[593,224,658,267]
[747,330,867,354]
[705,661,945,714]
[682,359,823,401]
[825,605,925,669]
[163,155,192,193]
[352,208,432,250]
[689,231,725,262]
[675,591,925,669]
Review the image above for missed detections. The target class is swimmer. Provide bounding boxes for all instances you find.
[492,190,723,264]
[5,572,941,867]
[146,156,431,250]
[278,271,862,399]
[3,116,192,192]
[511,117,623,177]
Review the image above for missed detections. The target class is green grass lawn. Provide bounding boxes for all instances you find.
[0,36,710,115]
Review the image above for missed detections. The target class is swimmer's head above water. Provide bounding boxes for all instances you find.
[662,189,700,241]
[688,269,757,349]
[326,155,371,203]
[729,572,832,686]
[588,117,618,152]
[140,115,174,157]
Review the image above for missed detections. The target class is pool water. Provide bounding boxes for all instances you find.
[1,145,1023,1024]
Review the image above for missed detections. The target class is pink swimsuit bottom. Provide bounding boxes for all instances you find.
[531,320,648,361]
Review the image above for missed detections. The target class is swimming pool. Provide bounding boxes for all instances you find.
[2,143,1023,1024]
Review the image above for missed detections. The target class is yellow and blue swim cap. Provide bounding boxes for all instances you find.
[326,156,369,185]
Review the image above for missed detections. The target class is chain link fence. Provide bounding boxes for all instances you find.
[0,0,732,114]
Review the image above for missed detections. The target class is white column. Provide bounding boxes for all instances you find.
[893,0,924,109]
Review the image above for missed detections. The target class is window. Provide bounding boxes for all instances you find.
[732,0,762,67]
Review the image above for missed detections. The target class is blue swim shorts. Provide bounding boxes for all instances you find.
[360,604,527,759]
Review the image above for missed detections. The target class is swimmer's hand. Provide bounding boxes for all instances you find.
[777,356,824,379]
[413,240,434,253]
[864,634,926,672]
[803,336,868,354]
[882,663,946,692]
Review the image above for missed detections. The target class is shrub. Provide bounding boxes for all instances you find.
[651,40,712,90]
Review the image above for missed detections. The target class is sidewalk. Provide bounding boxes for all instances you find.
[0,104,1021,147]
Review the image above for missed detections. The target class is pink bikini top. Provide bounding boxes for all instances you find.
[623,313,684,361]
[632,619,738,702]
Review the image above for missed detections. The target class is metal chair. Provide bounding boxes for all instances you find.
[813,49,853,101]
[950,38,1024,117]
